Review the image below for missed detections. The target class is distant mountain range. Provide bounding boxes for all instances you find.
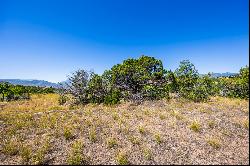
[210,72,238,77]
[0,72,238,88]
[0,79,60,88]
[200,72,238,78]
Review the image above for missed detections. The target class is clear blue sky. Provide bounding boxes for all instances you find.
[0,0,249,83]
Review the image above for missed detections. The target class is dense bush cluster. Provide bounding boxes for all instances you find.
[61,55,249,105]
[0,82,55,101]
[217,66,249,99]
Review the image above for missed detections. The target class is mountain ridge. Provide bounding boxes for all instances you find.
[0,79,59,88]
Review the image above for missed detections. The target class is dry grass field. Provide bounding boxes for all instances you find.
[0,94,249,165]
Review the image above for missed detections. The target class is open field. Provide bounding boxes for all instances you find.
[0,94,249,165]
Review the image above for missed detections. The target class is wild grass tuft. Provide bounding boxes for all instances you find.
[2,138,21,155]
[138,125,146,134]
[106,137,118,148]
[67,140,89,165]
[89,127,97,143]
[63,127,74,140]
[143,147,152,160]
[20,145,32,163]
[207,138,221,149]
[189,120,201,132]
[129,136,141,145]
[154,133,162,144]
[116,151,129,165]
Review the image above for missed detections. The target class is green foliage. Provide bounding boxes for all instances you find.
[174,60,211,102]
[218,66,249,99]
[104,89,121,105]
[165,70,178,93]
[0,82,55,102]
[142,84,169,100]
[61,56,249,105]
[105,55,168,101]
[143,148,152,160]
[87,74,105,103]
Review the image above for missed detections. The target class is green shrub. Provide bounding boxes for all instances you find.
[175,60,211,102]
[87,74,105,103]
[104,89,121,105]
[60,57,249,104]
[218,66,249,99]
[58,95,69,105]
[106,55,167,102]
[0,82,55,102]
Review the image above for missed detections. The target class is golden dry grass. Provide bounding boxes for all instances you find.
[0,94,249,165]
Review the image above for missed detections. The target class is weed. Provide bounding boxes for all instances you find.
[208,120,216,129]
[199,108,212,114]
[112,112,119,121]
[159,114,166,120]
[170,110,184,120]
[2,138,20,155]
[72,140,84,153]
[116,151,129,165]
[207,138,221,149]
[138,125,145,134]
[242,119,249,129]
[20,145,32,163]
[67,153,86,165]
[189,120,201,132]
[67,140,88,165]
[154,134,162,144]
[89,127,97,142]
[144,109,151,116]
[106,137,118,148]
[32,149,46,165]
[129,136,141,145]
[64,127,74,140]
[143,148,152,160]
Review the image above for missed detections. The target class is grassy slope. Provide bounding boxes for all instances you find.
[0,94,249,165]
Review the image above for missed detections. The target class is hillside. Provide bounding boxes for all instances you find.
[0,79,59,88]
[209,72,238,78]
[199,72,238,78]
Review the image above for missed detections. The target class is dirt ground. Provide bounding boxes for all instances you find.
[0,94,249,165]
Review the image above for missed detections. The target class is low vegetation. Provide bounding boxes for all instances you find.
[0,83,55,101]
[0,56,248,165]
[0,93,248,164]
[59,56,248,106]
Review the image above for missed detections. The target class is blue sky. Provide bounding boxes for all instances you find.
[0,0,249,83]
